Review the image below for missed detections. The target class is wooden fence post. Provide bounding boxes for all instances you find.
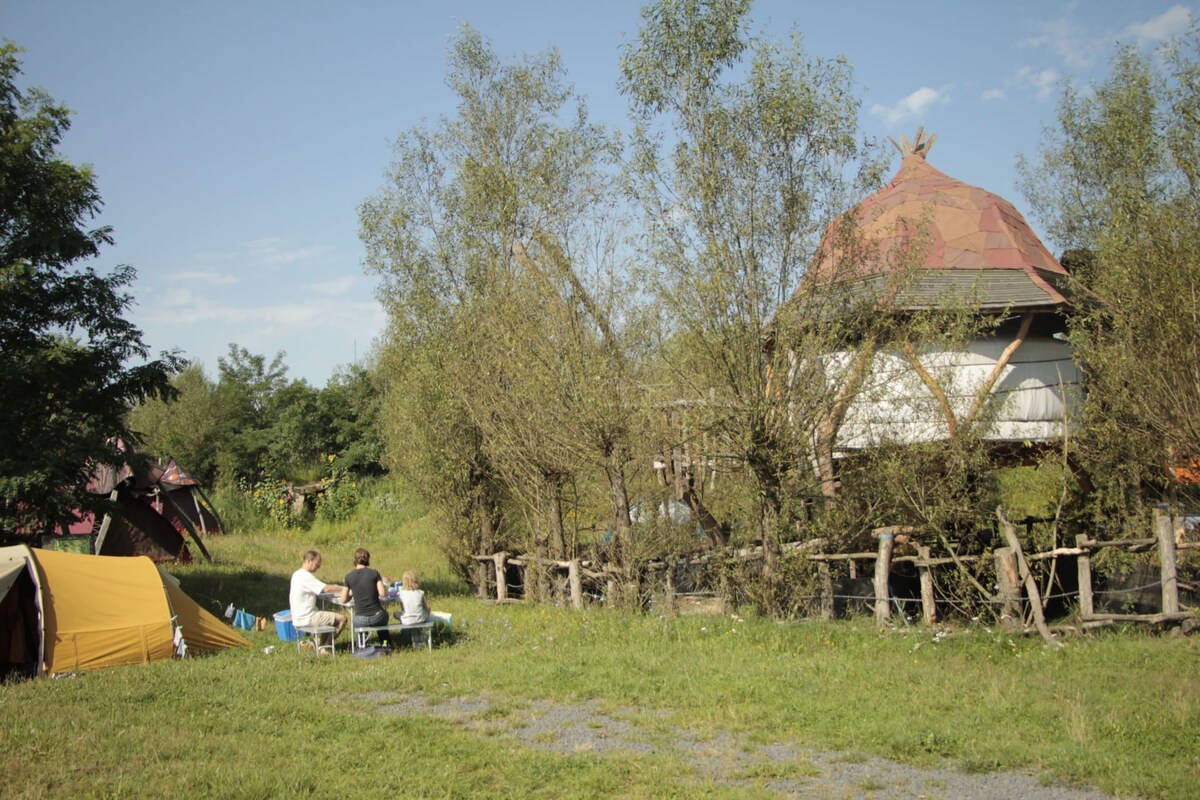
[993,547,1021,630]
[917,546,937,625]
[568,559,583,610]
[663,556,677,616]
[1155,504,1180,615]
[493,551,508,602]
[997,508,1059,646]
[818,559,834,621]
[874,533,894,624]
[1075,534,1094,618]
[535,554,550,602]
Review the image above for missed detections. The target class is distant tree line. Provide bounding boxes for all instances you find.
[126,346,384,488]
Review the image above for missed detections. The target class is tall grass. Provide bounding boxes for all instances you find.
[2,482,1197,799]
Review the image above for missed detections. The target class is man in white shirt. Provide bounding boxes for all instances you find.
[289,550,346,643]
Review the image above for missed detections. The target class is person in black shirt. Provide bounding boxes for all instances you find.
[339,548,391,646]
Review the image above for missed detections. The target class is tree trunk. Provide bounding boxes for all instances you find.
[545,472,566,560]
[680,475,727,547]
[746,439,785,615]
[815,444,838,508]
[473,487,497,601]
[605,457,635,607]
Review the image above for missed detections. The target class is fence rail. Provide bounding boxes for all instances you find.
[471,504,1197,634]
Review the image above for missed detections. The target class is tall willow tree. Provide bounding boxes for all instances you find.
[1019,31,1200,526]
[361,26,639,591]
[620,0,885,609]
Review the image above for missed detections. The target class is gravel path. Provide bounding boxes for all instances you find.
[348,691,1122,799]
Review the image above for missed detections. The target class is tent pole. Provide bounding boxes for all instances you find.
[161,489,212,561]
[92,489,119,555]
[193,485,226,535]
[192,492,207,536]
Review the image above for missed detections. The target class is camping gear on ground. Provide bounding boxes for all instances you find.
[0,545,248,677]
[233,608,256,631]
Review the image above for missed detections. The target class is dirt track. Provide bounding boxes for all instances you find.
[352,692,1121,799]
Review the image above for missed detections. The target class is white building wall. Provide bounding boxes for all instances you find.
[826,335,1080,449]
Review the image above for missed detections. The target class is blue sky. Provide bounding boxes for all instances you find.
[5,1,1195,386]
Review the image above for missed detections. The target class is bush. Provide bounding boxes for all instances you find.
[315,456,361,523]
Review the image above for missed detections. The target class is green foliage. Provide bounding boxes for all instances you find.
[316,364,384,476]
[2,512,1197,799]
[204,482,266,535]
[236,476,303,530]
[362,24,641,584]
[0,41,180,535]
[214,345,290,482]
[1020,30,1200,526]
[315,455,361,523]
[126,362,221,482]
[130,345,385,494]
[621,0,937,612]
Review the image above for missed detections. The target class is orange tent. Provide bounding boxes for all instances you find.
[0,545,247,676]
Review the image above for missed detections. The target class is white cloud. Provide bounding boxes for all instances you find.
[174,270,238,286]
[1014,66,1062,101]
[135,292,388,384]
[869,87,949,126]
[1124,4,1193,44]
[1024,18,1099,69]
[141,288,381,332]
[192,237,329,269]
[981,88,1006,102]
[243,237,328,266]
[159,288,196,308]
[301,275,354,296]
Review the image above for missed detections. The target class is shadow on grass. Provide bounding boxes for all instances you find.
[177,566,292,617]
[425,577,472,598]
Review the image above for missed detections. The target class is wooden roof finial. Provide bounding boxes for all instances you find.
[888,127,937,160]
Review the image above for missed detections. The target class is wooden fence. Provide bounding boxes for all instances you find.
[472,505,1198,634]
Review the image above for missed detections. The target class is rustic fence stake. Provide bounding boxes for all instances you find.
[1075,534,1094,618]
[874,533,894,624]
[818,559,834,621]
[993,547,1021,630]
[997,508,1060,646]
[493,551,508,602]
[663,556,677,615]
[568,559,583,610]
[1154,504,1180,615]
[917,546,936,625]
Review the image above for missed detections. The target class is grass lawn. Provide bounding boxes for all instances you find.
[2,509,1197,798]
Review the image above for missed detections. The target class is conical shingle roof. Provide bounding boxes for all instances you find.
[806,139,1069,310]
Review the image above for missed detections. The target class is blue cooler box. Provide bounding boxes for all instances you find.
[273,610,298,642]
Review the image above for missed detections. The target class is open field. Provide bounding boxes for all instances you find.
[2,508,1197,799]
